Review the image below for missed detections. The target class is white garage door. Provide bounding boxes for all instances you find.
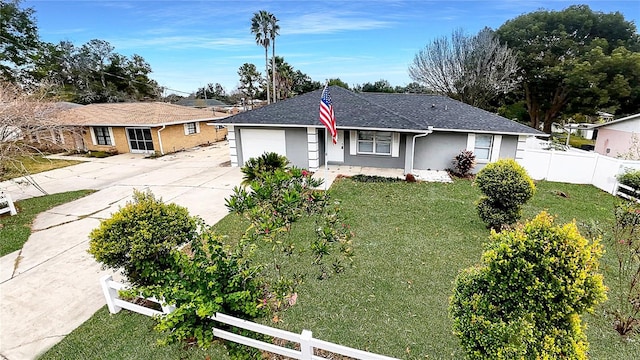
[240,129,286,164]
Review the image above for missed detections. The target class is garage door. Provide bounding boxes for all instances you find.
[240,129,286,164]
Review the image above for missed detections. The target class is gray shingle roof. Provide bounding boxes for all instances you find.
[216,86,543,135]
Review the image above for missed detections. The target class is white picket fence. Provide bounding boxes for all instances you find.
[0,192,17,216]
[100,275,398,360]
[517,148,640,194]
[613,183,640,203]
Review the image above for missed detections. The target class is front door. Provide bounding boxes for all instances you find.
[326,130,344,163]
[126,128,154,153]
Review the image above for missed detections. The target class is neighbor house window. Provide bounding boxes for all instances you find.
[94,126,112,145]
[474,134,493,161]
[357,131,392,155]
[185,122,197,135]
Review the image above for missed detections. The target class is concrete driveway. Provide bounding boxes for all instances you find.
[0,142,243,360]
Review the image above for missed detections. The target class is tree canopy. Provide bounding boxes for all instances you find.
[496,5,640,132]
[409,27,519,110]
[0,0,39,82]
[31,39,161,103]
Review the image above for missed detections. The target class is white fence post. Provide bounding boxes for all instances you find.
[100,275,122,314]
[300,329,313,359]
[0,192,17,216]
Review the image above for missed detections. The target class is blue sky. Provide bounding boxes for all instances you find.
[27,0,640,96]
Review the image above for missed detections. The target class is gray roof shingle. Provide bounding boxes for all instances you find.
[216,86,543,135]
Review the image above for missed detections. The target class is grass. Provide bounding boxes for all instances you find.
[553,133,596,150]
[1,155,82,181]
[0,190,95,256]
[40,180,640,359]
[39,307,230,360]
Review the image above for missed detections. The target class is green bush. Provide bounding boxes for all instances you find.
[227,160,354,306]
[474,159,535,229]
[476,197,521,228]
[451,150,476,177]
[450,212,607,359]
[241,152,289,185]
[88,190,199,286]
[617,169,640,196]
[350,174,404,183]
[125,228,267,350]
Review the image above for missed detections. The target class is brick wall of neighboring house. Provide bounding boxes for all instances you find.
[82,127,127,154]
[158,122,227,154]
[80,123,228,154]
[28,128,84,153]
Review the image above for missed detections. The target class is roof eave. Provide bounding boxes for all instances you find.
[430,127,548,137]
[208,122,434,133]
[63,117,224,128]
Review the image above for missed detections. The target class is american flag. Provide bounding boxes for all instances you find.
[319,84,337,144]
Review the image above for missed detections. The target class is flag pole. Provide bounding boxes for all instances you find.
[324,127,328,190]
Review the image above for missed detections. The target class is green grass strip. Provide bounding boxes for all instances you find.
[0,190,95,256]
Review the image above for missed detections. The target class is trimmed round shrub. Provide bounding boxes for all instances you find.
[475,159,535,229]
[88,189,199,285]
[476,197,521,230]
[475,159,535,208]
[450,212,606,359]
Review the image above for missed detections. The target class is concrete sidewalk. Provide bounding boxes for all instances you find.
[0,143,243,360]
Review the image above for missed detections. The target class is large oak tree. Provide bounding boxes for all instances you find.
[496,5,640,132]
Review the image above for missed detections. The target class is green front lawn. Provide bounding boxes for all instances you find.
[1,155,82,181]
[0,190,95,256]
[40,180,639,359]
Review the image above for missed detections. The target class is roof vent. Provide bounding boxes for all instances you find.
[431,104,436,108]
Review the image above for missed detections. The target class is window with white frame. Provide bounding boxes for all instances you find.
[474,134,493,161]
[357,131,392,155]
[94,126,112,145]
[184,122,198,135]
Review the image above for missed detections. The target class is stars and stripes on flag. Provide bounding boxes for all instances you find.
[319,84,337,144]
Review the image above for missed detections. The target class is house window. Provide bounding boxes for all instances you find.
[184,122,197,135]
[357,131,392,155]
[474,134,493,161]
[94,126,112,145]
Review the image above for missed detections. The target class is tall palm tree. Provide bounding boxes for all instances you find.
[251,10,272,104]
[269,13,280,102]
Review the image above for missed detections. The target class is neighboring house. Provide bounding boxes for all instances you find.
[593,113,640,159]
[175,98,228,108]
[212,86,544,173]
[57,102,229,155]
[596,111,615,122]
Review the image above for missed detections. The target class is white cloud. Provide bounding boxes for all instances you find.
[281,12,393,35]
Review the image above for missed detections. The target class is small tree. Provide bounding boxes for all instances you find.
[227,155,354,307]
[475,159,535,230]
[88,189,199,286]
[450,212,606,359]
[609,201,640,336]
[1,81,79,188]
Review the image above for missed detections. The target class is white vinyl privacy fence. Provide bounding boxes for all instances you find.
[100,276,398,360]
[517,148,640,194]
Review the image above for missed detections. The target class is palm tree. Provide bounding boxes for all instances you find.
[269,13,280,102]
[251,10,273,104]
